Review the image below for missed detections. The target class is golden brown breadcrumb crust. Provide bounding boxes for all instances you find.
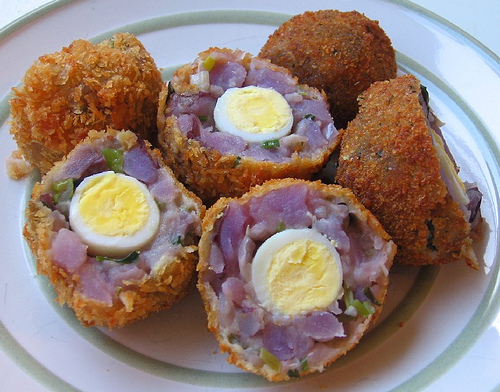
[197,178,396,381]
[157,47,340,206]
[24,129,205,328]
[10,33,163,175]
[335,74,477,269]
[259,10,397,129]
[5,150,33,180]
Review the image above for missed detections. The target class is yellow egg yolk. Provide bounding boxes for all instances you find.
[213,86,293,142]
[226,87,291,134]
[69,171,160,258]
[77,172,150,236]
[267,239,341,315]
[251,228,343,316]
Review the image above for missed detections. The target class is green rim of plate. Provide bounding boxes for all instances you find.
[1,1,499,391]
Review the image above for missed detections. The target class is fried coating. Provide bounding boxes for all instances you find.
[5,150,33,180]
[335,75,478,268]
[259,10,397,129]
[9,33,163,175]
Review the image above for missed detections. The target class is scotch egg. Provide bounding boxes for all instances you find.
[25,129,205,329]
[69,171,160,257]
[335,74,480,268]
[251,228,343,316]
[158,47,341,204]
[213,86,293,143]
[197,178,397,381]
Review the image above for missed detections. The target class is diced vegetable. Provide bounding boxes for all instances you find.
[102,148,124,173]
[96,250,140,264]
[260,348,281,372]
[233,156,242,168]
[52,178,74,204]
[261,139,280,149]
[344,287,376,317]
[202,56,216,71]
[286,358,308,378]
[363,286,381,306]
[172,235,184,246]
[275,221,286,233]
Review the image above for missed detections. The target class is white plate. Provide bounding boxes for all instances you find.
[1,1,499,391]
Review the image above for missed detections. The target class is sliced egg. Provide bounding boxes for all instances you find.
[430,129,470,206]
[251,228,343,316]
[213,86,293,143]
[69,171,160,257]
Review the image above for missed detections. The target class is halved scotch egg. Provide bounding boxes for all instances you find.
[157,47,340,205]
[197,178,396,381]
[335,74,482,268]
[24,129,205,328]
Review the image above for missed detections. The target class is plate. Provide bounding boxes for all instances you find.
[1,1,499,391]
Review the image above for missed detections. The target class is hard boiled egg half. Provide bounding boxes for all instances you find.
[251,228,343,316]
[213,86,293,142]
[69,171,160,257]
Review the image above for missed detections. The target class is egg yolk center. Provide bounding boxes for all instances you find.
[224,87,292,134]
[77,172,150,237]
[266,239,342,315]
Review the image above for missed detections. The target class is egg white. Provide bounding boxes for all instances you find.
[213,86,293,143]
[251,228,343,316]
[69,171,160,257]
